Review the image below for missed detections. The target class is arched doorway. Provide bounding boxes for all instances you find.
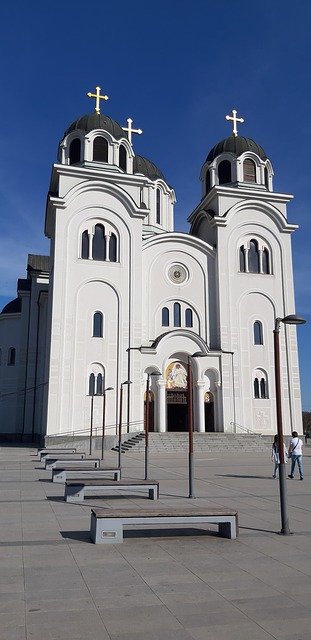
[204,392,215,432]
[165,360,188,431]
[144,390,155,432]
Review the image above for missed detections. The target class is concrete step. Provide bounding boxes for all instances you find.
[112,432,272,454]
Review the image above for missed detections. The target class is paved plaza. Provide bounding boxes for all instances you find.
[1,443,311,640]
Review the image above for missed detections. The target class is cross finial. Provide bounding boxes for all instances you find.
[122,118,143,144]
[225,109,244,137]
[87,85,109,114]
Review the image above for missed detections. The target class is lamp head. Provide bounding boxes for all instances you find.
[282,314,306,326]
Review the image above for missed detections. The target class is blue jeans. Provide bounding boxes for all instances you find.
[290,455,303,478]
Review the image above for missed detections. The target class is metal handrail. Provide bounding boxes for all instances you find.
[230,421,262,436]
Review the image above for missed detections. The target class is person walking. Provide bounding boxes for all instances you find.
[271,434,288,478]
[288,431,304,480]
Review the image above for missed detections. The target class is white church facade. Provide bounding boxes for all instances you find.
[0,94,303,442]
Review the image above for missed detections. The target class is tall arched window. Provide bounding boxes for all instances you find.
[264,167,269,189]
[162,307,169,326]
[174,302,181,327]
[89,373,95,395]
[156,188,161,224]
[185,308,193,327]
[254,371,268,399]
[93,224,106,261]
[253,321,263,345]
[262,248,270,274]
[96,373,103,396]
[260,378,268,399]
[243,159,256,183]
[8,347,16,366]
[109,233,117,262]
[254,378,260,399]
[248,240,260,273]
[205,170,211,193]
[93,312,103,337]
[119,145,127,171]
[81,230,89,259]
[93,137,108,162]
[239,246,246,272]
[69,138,81,165]
[218,160,231,185]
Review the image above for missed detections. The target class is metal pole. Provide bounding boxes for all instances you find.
[273,320,290,535]
[118,385,123,475]
[89,394,94,456]
[188,357,195,498]
[145,375,150,479]
[101,392,106,461]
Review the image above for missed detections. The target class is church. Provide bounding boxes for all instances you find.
[0,89,303,443]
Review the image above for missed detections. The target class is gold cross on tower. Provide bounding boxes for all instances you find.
[122,118,143,144]
[86,85,109,114]
[225,109,244,137]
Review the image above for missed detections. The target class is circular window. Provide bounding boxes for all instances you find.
[167,264,188,284]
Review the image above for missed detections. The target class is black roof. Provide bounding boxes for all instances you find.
[206,135,267,163]
[64,113,125,140]
[1,297,21,315]
[133,155,165,182]
[27,254,50,273]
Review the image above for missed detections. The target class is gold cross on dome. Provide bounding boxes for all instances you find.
[122,118,143,144]
[225,109,244,137]
[87,85,109,114]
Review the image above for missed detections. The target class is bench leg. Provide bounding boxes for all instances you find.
[218,519,236,539]
[113,471,121,481]
[65,485,85,502]
[91,515,124,544]
[148,488,158,500]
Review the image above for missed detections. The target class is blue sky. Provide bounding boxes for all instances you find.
[0,0,310,409]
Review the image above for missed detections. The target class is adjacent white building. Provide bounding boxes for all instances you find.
[0,102,303,442]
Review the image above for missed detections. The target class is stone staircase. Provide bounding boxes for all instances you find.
[112,432,272,454]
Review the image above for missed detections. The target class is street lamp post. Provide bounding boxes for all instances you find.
[89,393,94,456]
[118,380,132,475]
[273,314,306,535]
[188,351,205,499]
[101,387,113,461]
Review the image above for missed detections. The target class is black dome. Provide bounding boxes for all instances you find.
[64,113,125,140]
[206,135,267,163]
[133,155,166,182]
[1,297,21,314]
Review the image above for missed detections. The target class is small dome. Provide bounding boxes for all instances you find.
[133,155,165,182]
[1,297,21,314]
[206,135,267,163]
[64,113,125,140]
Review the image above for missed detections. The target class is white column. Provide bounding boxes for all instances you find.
[157,379,166,432]
[105,235,110,262]
[88,232,94,260]
[195,381,206,432]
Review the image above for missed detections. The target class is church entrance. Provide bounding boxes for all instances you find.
[166,390,188,431]
[204,392,215,432]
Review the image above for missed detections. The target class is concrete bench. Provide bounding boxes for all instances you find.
[65,478,159,502]
[90,507,238,543]
[48,458,100,470]
[43,453,87,469]
[38,448,77,461]
[52,467,121,483]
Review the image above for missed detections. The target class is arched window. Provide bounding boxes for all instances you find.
[253,321,263,345]
[254,378,260,399]
[93,224,106,261]
[93,137,108,162]
[174,302,181,327]
[260,378,268,399]
[89,373,95,396]
[162,307,169,326]
[185,308,193,328]
[239,246,246,272]
[119,145,127,172]
[109,233,117,262]
[205,170,211,193]
[218,160,231,185]
[96,373,103,396]
[262,248,270,274]
[93,312,103,337]
[156,188,161,224]
[264,167,269,189]
[248,240,260,273]
[8,347,16,366]
[69,138,81,165]
[243,159,256,183]
[81,230,89,259]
